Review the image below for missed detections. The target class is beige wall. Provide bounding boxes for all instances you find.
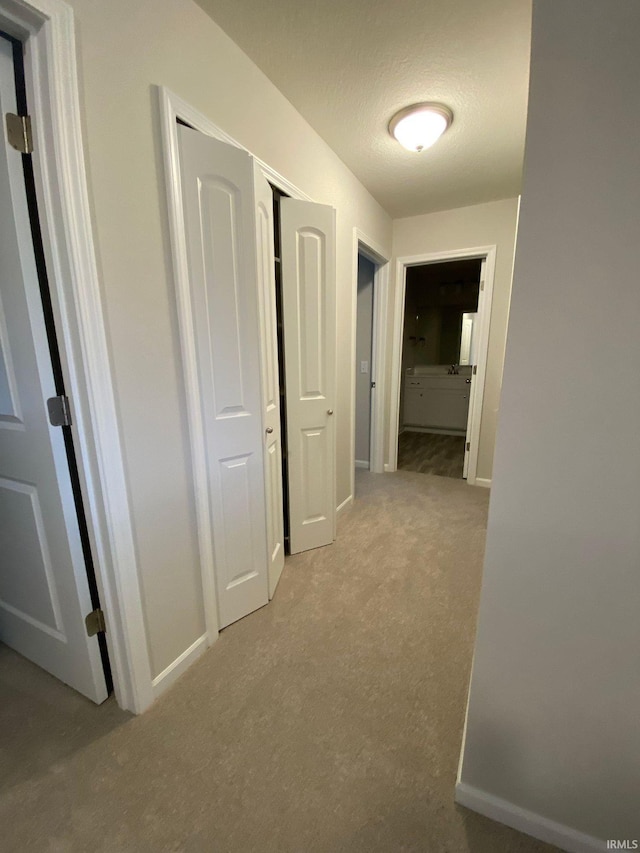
[390,198,519,481]
[68,0,391,679]
[459,0,640,844]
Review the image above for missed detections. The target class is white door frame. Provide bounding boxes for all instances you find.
[350,230,389,500]
[158,86,316,642]
[0,0,152,712]
[388,246,497,485]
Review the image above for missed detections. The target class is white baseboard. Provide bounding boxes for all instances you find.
[455,783,605,853]
[474,477,492,489]
[404,425,465,437]
[336,494,353,516]
[151,633,209,699]
[354,459,369,469]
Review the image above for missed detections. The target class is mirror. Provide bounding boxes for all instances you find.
[404,259,481,367]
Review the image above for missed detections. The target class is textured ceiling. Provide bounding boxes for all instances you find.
[195,0,532,218]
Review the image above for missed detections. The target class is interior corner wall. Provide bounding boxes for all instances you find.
[67,0,391,683]
[458,0,640,846]
[390,197,519,481]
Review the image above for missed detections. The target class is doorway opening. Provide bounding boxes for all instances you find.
[389,247,496,486]
[355,252,375,471]
[270,185,290,553]
[350,233,389,504]
[398,258,480,479]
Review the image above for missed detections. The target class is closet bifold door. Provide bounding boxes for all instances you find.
[178,126,272,628]
[280,198,337,554]
[253,163,285,597]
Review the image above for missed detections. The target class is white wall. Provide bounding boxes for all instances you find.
[458,0,640,847]
[355,256,374,464]
[67,0,391,682]
[391,198,519,481]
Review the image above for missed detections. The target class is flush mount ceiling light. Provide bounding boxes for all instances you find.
[389,103,453,152]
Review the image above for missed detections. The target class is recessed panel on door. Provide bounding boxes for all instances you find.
[0,478,64,638]
[265,439,283,565]
[199,178,246,417]
[256,199,279,415]
[300,428,328,524]
[0,291,22,427]
[297,229,325,398]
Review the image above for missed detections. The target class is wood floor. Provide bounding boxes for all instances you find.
[398,430,466,479]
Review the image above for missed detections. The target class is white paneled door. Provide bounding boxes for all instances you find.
[462,258,486,480]
[253,162,285,598]
[178,125,337,616]
[179,126,280,627]
[281,199,336,554]
[0,38,107,702]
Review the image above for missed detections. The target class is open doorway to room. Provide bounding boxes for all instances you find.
[269,186,290,555]
[354,253,375,471]
[350,235,389,503]
[389,247,496,486]
[398,258,481,479]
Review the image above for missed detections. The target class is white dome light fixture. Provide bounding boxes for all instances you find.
[389,103,453,153]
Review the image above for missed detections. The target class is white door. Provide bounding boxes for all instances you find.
[462,259,486,479]
[0,38,107,702]
[253,163,285,598]
[178,126,271,628]
[280,198,336,554]
[459,313,475,365]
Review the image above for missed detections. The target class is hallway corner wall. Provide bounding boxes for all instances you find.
[459,0,640,845]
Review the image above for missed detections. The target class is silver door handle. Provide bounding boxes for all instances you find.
[266,427,274,434]
[465,378,471,384]
[327,409,334,415]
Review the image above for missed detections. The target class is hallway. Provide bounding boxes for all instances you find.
[0,471,557,852]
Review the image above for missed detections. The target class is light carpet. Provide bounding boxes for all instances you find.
[0,471,559,852]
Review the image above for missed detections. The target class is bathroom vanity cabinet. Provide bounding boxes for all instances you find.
[403,374,470,433]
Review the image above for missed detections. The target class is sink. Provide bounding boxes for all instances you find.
[407,366,472,377]
[406,374,469,389]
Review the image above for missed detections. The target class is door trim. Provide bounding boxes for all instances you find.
[388,246,497,485]
[350,231,389,501]
[158,87,311,642]
[0,0,152,711]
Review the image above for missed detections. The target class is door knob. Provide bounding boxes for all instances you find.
[327,409,334,415]
[265,426,274,434]
[465,378,471,384]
